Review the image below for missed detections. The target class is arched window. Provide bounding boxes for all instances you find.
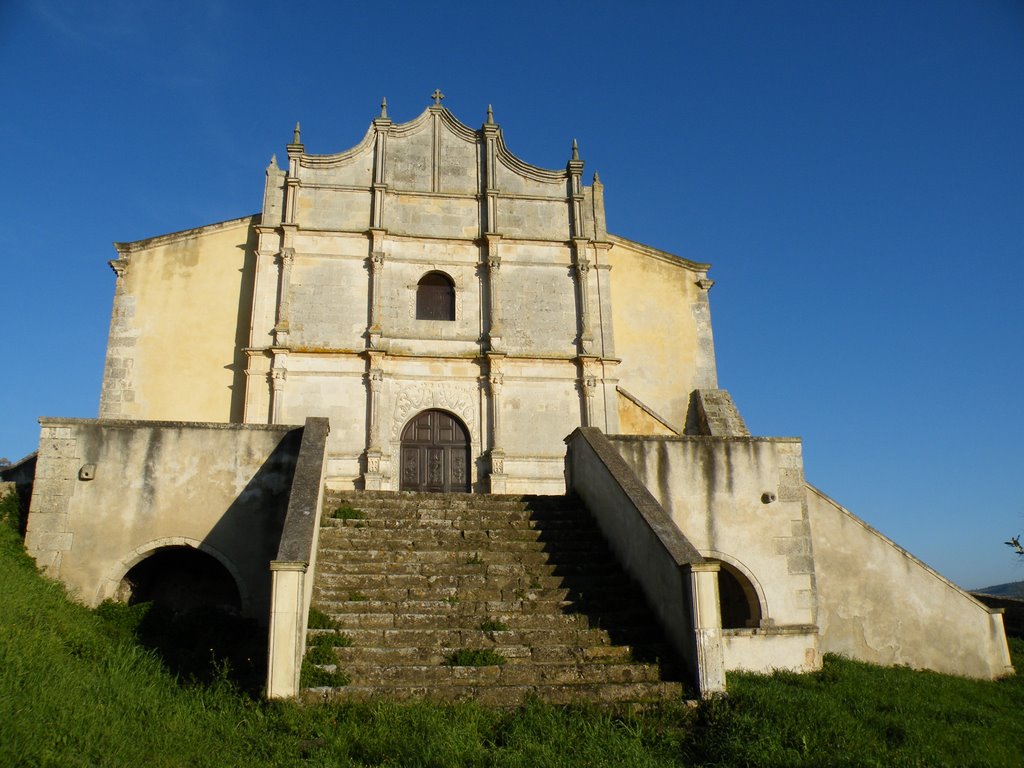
[416,272,455,321]
[716,561,762,629]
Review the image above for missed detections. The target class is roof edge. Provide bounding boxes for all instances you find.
[607,233,711,272]
[114,213,260,254]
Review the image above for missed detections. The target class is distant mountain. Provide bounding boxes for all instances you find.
[974,581,1024,599]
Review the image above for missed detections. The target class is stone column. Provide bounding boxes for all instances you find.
[481,106,500,234]
[687,562,726,696]
[368,229,386,348]
[486,353,507,493]
[364,351,385,490]
[694,276,719,389]
[269,357,287,424]
[572,238,594,355]
[485,235,502,350]
[273,247,294,346]
[581,368,597,428]
[371,101,391,230]
[99,256,135,418]
[284,123,303,226]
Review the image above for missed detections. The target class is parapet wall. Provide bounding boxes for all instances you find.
[25,418,302,619]
[807,485,1013,679]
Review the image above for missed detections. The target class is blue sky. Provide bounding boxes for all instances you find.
[1,1,1021,590]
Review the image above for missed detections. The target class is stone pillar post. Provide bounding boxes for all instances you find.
[364,351,385,490]
[284,123,303,226]
[486,353,507,493]
[485,235,502,349]
[371,102,391,230]
[687,562,726,696]
[481,106,500,234]
[572,238,594,354]
[694,276,719,389]
[269,358,287,424]
[368,229,386,348]
[273,247,294,346]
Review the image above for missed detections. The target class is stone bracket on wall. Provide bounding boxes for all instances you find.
[688,389,750,436]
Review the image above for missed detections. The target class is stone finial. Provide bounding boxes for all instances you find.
[292,122,301,144]
[593,171,600,184]
[486,104,494,124]
[431,88,445,106]
[571,139,579,161]
[380,97,388,118]
[268,154,278,170]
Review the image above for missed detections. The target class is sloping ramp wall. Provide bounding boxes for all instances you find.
[807,484,1012,679]
[25,418,302,620]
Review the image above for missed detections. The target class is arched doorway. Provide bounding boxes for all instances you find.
[400,409,471,492]
[118,546,242,614]
[113,546,264,691]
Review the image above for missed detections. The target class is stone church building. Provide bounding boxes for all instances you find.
[23,97,1012,698]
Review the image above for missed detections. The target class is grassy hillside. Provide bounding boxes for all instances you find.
[1,492,1022,767]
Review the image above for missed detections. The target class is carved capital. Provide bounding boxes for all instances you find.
[696,278,715,291]
[270,369,287,390]
[576,257,591,277]
[371,251,385,268]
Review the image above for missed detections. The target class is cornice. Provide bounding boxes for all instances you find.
[606,233,711,272]
[114,214,259,254]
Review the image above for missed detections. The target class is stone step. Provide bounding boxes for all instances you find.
[325,491,573,510]
[311,597,652,620]
[319,642,653,666]
[312,584,635,603]
[315,548,610,573]
[318,524,605,546]
[322,516,584,532]
[304,680,686,707]
[316,536,608,557]
[307,491,686,704]
[318,610,650,632]
[318,661,666,688]
[314,626,664,649]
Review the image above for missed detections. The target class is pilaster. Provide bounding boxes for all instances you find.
[273,247,295,346]
[484,234,503,349]
[687,561,726,696]
[486,352,507,493]
[368,228,387,348]
[371,101,391,229]
[364,351,386,490]
[284,122,303,226]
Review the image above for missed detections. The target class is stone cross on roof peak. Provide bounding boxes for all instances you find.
[431,89,445,106]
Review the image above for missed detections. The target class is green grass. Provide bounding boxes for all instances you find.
[2,515,1023,767]
[445,648,508,667]
[306,606,341,630]
[330,505,365,521]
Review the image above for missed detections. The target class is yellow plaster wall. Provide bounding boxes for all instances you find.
[607,241,704,432]
[617,394,677,436]
[116,217,256,422]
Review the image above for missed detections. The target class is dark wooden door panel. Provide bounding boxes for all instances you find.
[399,410,470,493]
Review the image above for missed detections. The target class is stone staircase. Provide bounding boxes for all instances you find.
[304,491,687,706]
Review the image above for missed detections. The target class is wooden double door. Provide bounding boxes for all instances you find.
[399,410,471,493]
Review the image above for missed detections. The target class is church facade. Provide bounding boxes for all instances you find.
[23,98,1012,692]
[100,98,715,496]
